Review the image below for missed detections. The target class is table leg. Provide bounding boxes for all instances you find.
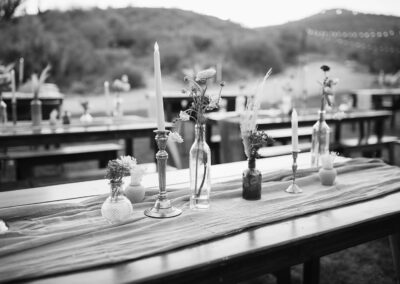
[226,98,236,112]
[275,267,292,284]
[125,138,133,156]
[303,257,320,284]
[389,233,400,284]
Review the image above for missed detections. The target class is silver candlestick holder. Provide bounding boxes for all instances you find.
[145,130,182,218]
[285,150,303,194]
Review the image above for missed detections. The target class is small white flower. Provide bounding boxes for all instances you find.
[130,166,146,185]
[179,111,190,121]
[169,131,184,143]
[195,68,216,81]
[119,155,137,170]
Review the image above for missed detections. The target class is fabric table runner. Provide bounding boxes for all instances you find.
[1,158,400,281]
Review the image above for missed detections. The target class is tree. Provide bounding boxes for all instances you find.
[0,0,23,22]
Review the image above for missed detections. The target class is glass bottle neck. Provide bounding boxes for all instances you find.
[110,181,123,199]
[318,110,326,122]
[194,124,206,141]
[248,157,256,169]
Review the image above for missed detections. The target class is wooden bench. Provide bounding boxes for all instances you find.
[339,135,398,162]
[0,143,123,181]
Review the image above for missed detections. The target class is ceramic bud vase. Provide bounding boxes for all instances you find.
[31,98,42,127]
[189,123,211,209]
[311,110,330,167]
[101,181,133,223]
[319,167,337,186]
[242,157,262,200]
[124,170,146,203]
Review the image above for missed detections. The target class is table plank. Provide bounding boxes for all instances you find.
[26,180,400,284]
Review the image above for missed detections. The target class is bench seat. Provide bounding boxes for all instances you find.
[0,143,123,181]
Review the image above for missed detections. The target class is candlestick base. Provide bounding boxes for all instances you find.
[0,220,8,233]
[144,198,182,218]
[285,183,303,194]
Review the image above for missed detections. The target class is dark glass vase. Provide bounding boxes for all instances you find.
[242,157,262,200]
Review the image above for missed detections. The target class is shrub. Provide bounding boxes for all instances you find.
[110,65,145,89]
[231,39,284,74]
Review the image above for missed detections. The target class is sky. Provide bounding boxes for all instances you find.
[22,0,400,28]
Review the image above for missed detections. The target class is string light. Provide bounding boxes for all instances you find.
[307,28,400,54]
[307,28,400,39]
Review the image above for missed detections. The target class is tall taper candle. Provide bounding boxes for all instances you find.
[291,108,299,151]
[19,58,24,86]
[154,42,165,131]
[104,81,111,117]
[11,70,16,103]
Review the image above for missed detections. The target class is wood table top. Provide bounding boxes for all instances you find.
[351,88,400,96]
[207,109,392,125]
[2,154,400,284]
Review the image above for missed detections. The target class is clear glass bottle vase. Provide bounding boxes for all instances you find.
[101,181,133,223]
[31,98,42,127]
[311,110,330,167]
[189,123,211,209]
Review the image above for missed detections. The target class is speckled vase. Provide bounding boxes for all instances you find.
[101,181,133,223]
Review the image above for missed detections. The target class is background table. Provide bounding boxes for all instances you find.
[0,116,159,156]
[2,91,64,121]
[207,109,393,163]
[351,88,400,128]
[0,154,399,284]
[162,91,244,121]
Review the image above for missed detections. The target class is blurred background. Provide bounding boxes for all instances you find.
[1,0,399,111]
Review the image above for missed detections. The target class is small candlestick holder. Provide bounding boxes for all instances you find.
[285,150,303,194]
[145,130,182,218]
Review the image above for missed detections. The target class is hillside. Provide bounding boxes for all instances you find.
[0,7,399,94]
[257,9,400,70]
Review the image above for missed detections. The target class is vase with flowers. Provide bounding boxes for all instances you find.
[101,156,135,223]
[171,68,224,209]
[31,65,50,127]
[311,65,339,167]
[240,69,274,200]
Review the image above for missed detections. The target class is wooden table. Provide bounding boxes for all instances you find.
[0,154,399,284]
[0,116,159,156]
[207,109,393,163]
[351,88,400,127]
[2,91,64,121]
[162,91,244,121]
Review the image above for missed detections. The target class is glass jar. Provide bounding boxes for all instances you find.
[242,157,261,200]
[31,98,42,127]
[189,123,211,209]
[101,181,133,223]
[311,110,330,167]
